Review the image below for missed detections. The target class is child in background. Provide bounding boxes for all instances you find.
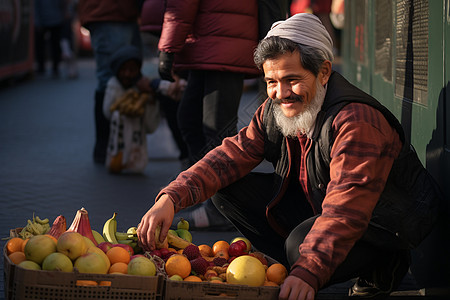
[103,45,185,173]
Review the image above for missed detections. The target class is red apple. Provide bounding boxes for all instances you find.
[150,249,162,258]
[228,240,248,257]
[130,254,145,261]
[249,252,268,266]
[97,242,113,253]
[159,248,170,258]
[113,243,134,256]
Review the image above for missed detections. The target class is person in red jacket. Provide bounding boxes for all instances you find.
[137,13,440,300]
[156,0,261,230]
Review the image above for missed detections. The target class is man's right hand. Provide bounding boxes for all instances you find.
[158,52,175,82]
[136,194,175,251]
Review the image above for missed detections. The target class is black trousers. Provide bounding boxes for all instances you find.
[211,172,408,286]
[177,70,244,164]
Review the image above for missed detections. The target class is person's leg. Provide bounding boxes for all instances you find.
[212,172,289,265]
[158,94,189,163]
[201,71,244,159]
[177,70,205,165]
[48,25,62,77]
[34,27,46,74]
[285,215,410,297]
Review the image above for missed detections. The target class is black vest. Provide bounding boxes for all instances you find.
[263,71,440,249]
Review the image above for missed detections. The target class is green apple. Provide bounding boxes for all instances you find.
[169,274,183,281]
[168,229,178,237]
[42,252,73,272]
[128,256,156,276]
[18,260,41,270]
[24,235,57,265]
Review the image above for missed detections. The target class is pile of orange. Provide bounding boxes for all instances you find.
[106,246,131,274]
[6,237,28,265]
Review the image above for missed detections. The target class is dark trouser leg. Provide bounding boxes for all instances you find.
[48,25,62,75]
[202,71,244,156]
[35,28,46,73]
[212,172,313,267]
[93,90,109,164]
[212,172,409,291]
[158,94,188,161]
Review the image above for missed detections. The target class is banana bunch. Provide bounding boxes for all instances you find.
[19,214,50,239]
[109,90,153,117]
[102,213,140,251]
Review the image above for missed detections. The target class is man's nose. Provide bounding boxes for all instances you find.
[276,83,292,100]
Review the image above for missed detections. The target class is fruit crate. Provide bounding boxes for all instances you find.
[163,280,279,300]
[4,229,164,300]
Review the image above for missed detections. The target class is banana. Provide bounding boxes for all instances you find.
[115,231,130,241]
[167,230,192,249]
[103,212,119,244]
[92,230,106,244]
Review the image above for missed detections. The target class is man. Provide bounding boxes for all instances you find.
[137,13,440,299]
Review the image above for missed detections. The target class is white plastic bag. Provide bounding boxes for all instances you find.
[106,111,149,173]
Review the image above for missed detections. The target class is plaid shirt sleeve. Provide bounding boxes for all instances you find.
[156,101,267,212]
[290,103,403,291]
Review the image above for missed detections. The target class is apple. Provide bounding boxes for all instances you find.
[150,249,162,258]
[87,246,111,271]
[127,256,156,276]
[169,274,183,281]
[113,243,134,256]
[228,240,248,257]
[249,251,268,266]
[57,232,88,261]
[231,237,252,252]
[83,236,96,248]
[24,235,57,265]
[18,260,41,270]
[159,248,170,258]
[74,252,109,274]
[42,252,73,272]
[97,241,113,253]
[130,254,145,261]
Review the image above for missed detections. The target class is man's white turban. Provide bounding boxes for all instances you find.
[265,13,334,62]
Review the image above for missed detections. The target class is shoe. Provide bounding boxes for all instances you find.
[171,200,236,231]
[349,250,410,299]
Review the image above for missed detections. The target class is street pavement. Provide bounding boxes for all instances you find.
[0,55,273,297]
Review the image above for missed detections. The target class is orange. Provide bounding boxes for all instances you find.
[167,247,177,253]
[6,237,24,255]
[106,246,130,265]
[184,275,202,282]
[198,244,213,257]
[264,280,279,287]
[76,280,98,286]
[210,279,224,284]
[214,250,229,260]
[165,254,191,279]
[99,281,112,286]
[8,252,26,265]
[212,241,229,256]
[265,263,288,285]
[108,262,128,274]
[44,234,58,245]
[21,238,29,252]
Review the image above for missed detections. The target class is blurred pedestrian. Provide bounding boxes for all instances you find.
[60,0,79,79]
[156,0,261,230]
[34,0,65,77]
[77,0,143,164]
[140,0,189,169]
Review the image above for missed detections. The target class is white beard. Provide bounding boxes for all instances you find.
[273,79,326,138]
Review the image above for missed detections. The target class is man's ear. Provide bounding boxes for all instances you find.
[318,60,332,85]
